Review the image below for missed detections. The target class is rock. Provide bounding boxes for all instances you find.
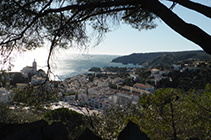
[118,121,150,140]
[43,122,69,140]
[0,120,68,140]
[78,128,102,140]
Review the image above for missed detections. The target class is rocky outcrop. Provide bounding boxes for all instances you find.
[0,120,68,140]
[118,121,150,140]
[77,121,150,140]
[78,128,102,140]
[1,119,201,140]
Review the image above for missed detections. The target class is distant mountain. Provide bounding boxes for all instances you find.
[111,50,211,68]
[112,52,168,65]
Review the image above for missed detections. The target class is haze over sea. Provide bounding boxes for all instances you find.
[51,54,140,81]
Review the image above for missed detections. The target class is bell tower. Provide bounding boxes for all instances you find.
[32,59,37,73]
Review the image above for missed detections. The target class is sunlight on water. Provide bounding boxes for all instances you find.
[10,47,141,81]
[52,54,141,80]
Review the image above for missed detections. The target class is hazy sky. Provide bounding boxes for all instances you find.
[11,0,211,71]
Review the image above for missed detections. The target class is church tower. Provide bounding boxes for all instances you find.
[32,59,37,73]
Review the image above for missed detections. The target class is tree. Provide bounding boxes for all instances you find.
[0,102,42,123]
[1,0,211,74]
[12,84,59,106]
[139,87,211,140]
[91,105,142,140]
[0,70,9,87]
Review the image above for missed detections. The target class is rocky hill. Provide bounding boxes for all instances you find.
[111,50,211,68]
[112,52,168,65]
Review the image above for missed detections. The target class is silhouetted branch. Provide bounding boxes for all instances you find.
[168,0,211,18]
[142,0,211,54]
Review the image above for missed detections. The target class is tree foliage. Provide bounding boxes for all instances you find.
[12,85,59,106]
[2,85,211,139]
[0,102,41,123]
[89,86,211,140]
[157,65,211,91]
[1,0,211,72]
[91,105,142,140]
[139,87,211,140]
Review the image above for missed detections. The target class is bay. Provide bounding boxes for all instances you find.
[51,54,141,81]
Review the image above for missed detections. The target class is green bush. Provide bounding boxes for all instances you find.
[12,85,59,106]
[0,102,41,123]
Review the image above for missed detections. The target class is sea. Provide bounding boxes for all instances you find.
[50,54,141,81]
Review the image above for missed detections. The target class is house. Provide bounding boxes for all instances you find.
[112,77,125,85]
[108,94,118,104]
[110,90,143,106]
[172,64,182,70]
[150,69,162,81]
[180,67,200,72]
[133,83,154,93]
[160,70,170,76]
[150,68,160,75]
[36,69,47,77]
[121,86,150,94]
[129,74,139,81]
[82,94,111,110]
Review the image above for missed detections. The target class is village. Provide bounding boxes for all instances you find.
[0,59,208,112]
[57,59,205,111]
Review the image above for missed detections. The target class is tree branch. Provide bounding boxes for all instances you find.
[168,0,211,18]
[142,0,211,55]
[39,0,211,54]
[40,0,134,17]
[11,0,38,16]
[170,102,177,140]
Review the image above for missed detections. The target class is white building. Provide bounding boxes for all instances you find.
[112,77,125,85]
[150,68,160,75]
[180,67,200,72]
[21,59,37,75]
[133,83,154,93]
[172,64,182,70]
[109,90,142,106]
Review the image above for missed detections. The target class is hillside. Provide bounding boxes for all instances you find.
[111,52,168,65]
[112,50,211,67]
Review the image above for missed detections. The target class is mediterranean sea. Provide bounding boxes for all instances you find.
[51,54,141,80]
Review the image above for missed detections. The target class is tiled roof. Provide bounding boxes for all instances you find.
[150,68,160,71]
[133,83,149,89]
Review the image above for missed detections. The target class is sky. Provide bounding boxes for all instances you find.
[88,0,211,55]
[9,0,211,72]
[52,0,211,55]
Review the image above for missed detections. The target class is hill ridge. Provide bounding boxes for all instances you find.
[111,50,211,67]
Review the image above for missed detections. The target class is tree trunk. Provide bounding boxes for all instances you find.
[141,0,211,55]
[168,0,211,18]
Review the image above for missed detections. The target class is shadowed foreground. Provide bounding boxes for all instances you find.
[0,120,201,140]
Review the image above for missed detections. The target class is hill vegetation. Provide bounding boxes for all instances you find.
[112,50,211,67]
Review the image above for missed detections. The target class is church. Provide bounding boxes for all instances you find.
[21,59,37,75]
[20,60,47,85]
